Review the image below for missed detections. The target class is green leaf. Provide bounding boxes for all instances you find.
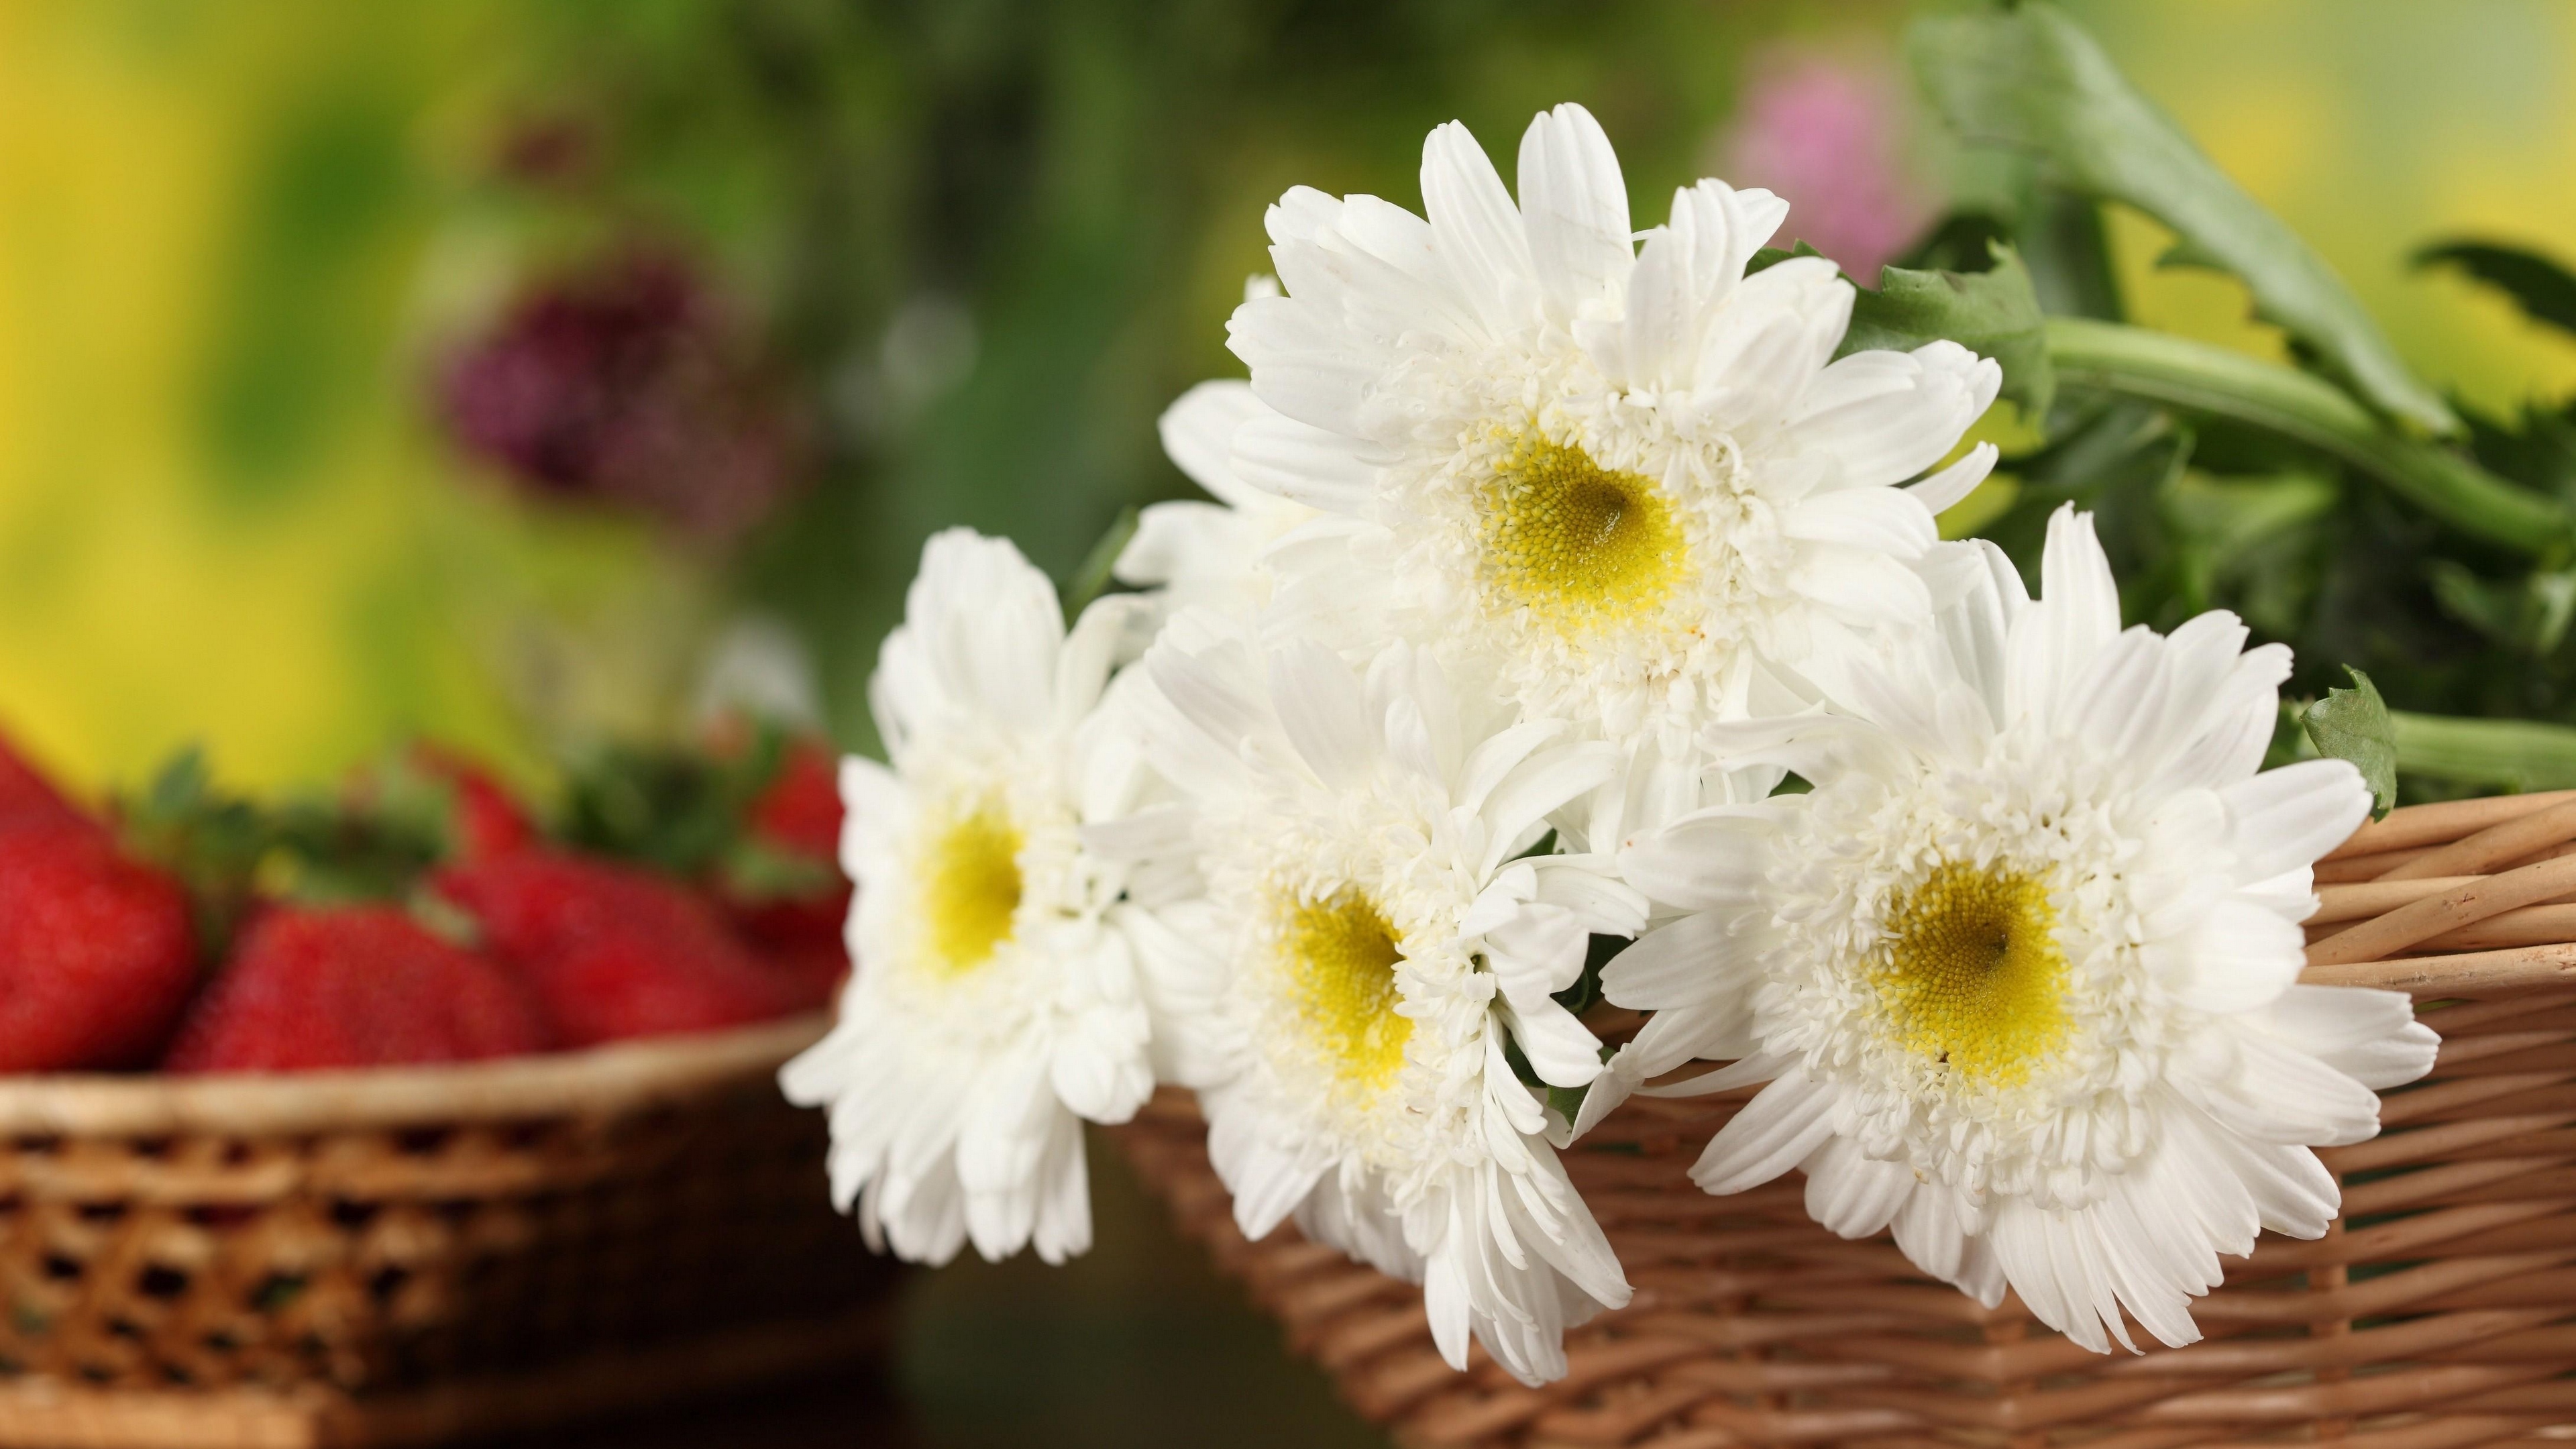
[2463,396,2576,503]
[1910,3,2457,437]
[2302,667,2398,820]
[1546,1082,1591,1128]
[2045,318,2571,553]
[1841,242,2055,417]
[1063,505,1139,620]
[1744,240,1829,276]
[117,746,277,958]
[558,725,788,877]
[2414,240,2576,337]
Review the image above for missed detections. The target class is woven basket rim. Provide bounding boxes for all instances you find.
[0,1013,830,1136]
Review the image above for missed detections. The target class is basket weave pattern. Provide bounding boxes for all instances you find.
[0,1016,892,1446]
[1116,793,2576,1449]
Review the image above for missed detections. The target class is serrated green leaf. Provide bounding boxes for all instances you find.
[1744,240,1828,276]
[2302,667,2397,820]
[1841,241,2055,418]
[2415,240,2576,337]
[1910,3,2456,437]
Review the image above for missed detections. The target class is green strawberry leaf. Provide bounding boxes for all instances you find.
[118,746,276,959]
[558,723,790,875]
[260,795,445,906]
[1910,3,2456,437]
[719,837,838,903]
[2302,667,2398,820]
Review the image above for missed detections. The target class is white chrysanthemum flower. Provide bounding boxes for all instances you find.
[1112,377,1317,618]
[1123,616,1647,1383]
[780,529,1163,1267]
[1225,101,2001,759]
[1593,507,2440,1352]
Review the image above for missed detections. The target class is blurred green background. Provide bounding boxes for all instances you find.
[7,0,2576,798]
[5,3,2576,1440]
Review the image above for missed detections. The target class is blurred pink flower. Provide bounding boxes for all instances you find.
[440,251,808,544]
[1718,49,1933,283]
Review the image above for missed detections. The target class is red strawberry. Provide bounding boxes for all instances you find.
[0,734,89,831]
[351,744,535,865]
[164,905,549,1073]
[727,737,851,1004]
[435,851,798,1046]
[747,737,843,860]
[0,818,198,1071]
[410,745,535,862]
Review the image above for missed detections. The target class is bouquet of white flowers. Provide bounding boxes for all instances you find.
[781,5,2576,1434]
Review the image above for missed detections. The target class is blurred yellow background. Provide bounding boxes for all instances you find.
[1,0,2572,798]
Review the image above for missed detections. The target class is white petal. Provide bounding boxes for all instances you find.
[1114,500,1247,588]
[2005,506,2119,731]
[2149,647,2292,794]
[1784,341,2001,490]
[1028,1110,1095,1265]
[1909,442,1999,516]
[1157,378,1270,505]
[1619,806,1778,912]
[1056,593,1152,735]
[1781,485,1939,560]
[2220,759,2372,883]
[1890,1185,1971,1287]
[1690,1067,1839,1195]
[1212,1110,1328,1241]
[2253,985,2439,1091]
[1421,120,1538,336]
[1601,908,1744,1010]
[1230,292,1375,436]
[1788,545,1934,630]
[1515,103,1631,327]
[1485,900,1591,999]
[1672,179,1788,310]
[1623,998,1759,1076]
[1527,855,1650,936]
[1267,637,1380,790]
[1479,741,1621,875]
[1937,538,2027,720]
[1802,1136,1915,1239]
[1456,720,1566,815]
[896,529,1065,738]
[1693,258,1850,429]
[2152,895,2307,1014]
[1231,409,1384,515]
[1423,1237,1472,1370]
[1504,996,1607,1088]
[2187,1023,2386,1147]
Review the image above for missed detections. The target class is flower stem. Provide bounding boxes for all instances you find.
[2043,317,2571,554]
[2391,709,2576,791]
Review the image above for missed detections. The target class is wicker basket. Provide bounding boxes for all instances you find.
[0,1014,896,1449]
[1116,792,2576,1449]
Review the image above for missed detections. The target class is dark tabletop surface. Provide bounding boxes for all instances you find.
[471,1134,1392,1449]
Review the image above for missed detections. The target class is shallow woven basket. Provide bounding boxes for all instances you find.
[0,1014,895,1449]
[1116,792,2576,1449]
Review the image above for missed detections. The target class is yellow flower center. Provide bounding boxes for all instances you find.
[922,803,1023,975]
[1283,891,1413,1091]
[1475,433,1685,636]
[1876,862,2070,1086]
